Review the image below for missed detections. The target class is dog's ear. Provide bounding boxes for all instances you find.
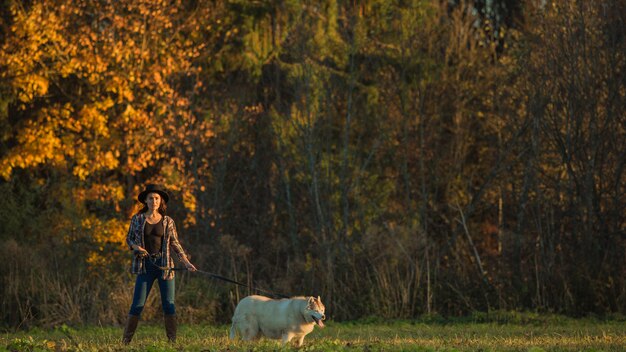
[307,297,315,307]
[317,295,321,302]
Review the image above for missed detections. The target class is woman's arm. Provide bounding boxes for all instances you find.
[126,214,148,255]
[126,214,139,250]
[168,218,197,271]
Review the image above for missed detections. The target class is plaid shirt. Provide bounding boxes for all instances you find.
[126,213,189,280]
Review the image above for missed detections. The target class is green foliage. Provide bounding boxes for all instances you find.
[6,336,50,352]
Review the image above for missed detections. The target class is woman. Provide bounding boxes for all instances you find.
[122,184,197,344]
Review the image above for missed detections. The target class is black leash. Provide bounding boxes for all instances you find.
[183,268,290,299]
[144,254,289,299]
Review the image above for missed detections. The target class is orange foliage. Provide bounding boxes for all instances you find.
[0,0,220,256]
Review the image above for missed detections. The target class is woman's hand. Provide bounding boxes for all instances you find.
[132,245,149,257]
[184,261,197,272]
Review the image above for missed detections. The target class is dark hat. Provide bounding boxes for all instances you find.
[138,184,170,204]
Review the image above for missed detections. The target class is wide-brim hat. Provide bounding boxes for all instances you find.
[138,184,169,204]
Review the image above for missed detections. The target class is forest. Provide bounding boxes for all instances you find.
[0,0,624,328]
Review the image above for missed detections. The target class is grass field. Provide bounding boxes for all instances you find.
[2,314,625,351]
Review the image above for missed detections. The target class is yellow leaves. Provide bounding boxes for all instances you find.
[84,56,108,85]
[244,103,264,114]
[72,165,88,180]
[81,216,128,272]
[60,58,79,77]
[0,97,122,180]
[76,183,125,204]
[107,76,135,103]
[240,17,278,77]
[120,104,141,125]
[103,150,119,169]
[81,217,127,246]
[2,3,78,107]
[78,103,110,138]
[152,71,163,85]
[0,110,64,179]
[81,216,128,271]
[0,165,11,181]
[45,341,58,350]
[72,146,120,181]
[125,144,156,173]
[14,74,49,103]
[77,105,108,135]
[182,189,197,226]
[2,0,218,186]
[447,175,471,208]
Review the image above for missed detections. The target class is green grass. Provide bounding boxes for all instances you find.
[1,315,625,351]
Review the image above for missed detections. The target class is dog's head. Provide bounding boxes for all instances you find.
[305,296,326,328]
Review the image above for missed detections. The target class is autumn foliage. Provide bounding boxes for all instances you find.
[0,0,624,327]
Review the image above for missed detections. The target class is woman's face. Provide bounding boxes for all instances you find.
[145,192,162,212]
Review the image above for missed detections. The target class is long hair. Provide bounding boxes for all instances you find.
[137,199,167,216]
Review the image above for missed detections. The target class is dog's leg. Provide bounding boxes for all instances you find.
[241,315,259,341]
[242,326,257,341]
[281,332,294,346]
[229,322,237,340]
[295,335,305,347]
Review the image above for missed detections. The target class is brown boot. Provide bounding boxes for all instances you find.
[122,314,140,344]
[164,314,177,342]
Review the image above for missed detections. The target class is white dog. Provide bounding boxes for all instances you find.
[229,295,326,347]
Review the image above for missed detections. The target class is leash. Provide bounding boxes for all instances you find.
[144,254,289,299]
[184,268,290,299]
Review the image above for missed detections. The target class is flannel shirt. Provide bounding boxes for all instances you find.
[126,213,189,280]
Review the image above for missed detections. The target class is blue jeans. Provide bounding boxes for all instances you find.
[128,259,176,316]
